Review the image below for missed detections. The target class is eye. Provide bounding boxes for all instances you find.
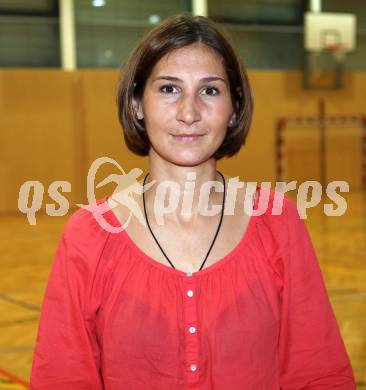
[201,86,220,96]
[159,84,179,94]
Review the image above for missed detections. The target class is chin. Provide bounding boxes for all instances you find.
[149,143,217,166]
[167,152,214,167]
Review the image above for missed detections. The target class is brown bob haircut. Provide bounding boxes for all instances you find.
[116,12,253,160]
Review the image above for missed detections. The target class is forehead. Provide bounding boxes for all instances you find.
[150,43,226,77]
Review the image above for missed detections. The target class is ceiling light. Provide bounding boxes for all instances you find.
[92,0,106,7]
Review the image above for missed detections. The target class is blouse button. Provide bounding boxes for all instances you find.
[189,326,196,334]
[190,363,197,372]
[186,290,194,297]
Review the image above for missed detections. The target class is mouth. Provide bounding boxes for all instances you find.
[170,133,205,142]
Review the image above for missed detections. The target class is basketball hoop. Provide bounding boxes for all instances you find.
[303,12,356,89]
[305,46,343,88]
[324,43,346,62]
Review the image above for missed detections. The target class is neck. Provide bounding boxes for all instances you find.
[142,161,225,225]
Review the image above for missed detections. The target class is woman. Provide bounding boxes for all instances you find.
[30,13,356,389]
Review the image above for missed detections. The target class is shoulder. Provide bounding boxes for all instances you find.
[254,186,306,242]
[63,198,107,237]
[254,186,298,216]
[59,197,119,262]
[223,178,302,226]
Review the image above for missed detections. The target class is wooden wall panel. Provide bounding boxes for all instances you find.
[0,70,77,214]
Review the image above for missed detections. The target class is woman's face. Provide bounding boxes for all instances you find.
[134,42,236,166]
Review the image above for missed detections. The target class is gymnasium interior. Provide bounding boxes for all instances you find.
[0,0,365,388]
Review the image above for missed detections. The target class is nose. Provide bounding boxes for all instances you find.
[176,93,201,126]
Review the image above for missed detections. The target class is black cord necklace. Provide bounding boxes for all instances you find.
[142,171,226,272]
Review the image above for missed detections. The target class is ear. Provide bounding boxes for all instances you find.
[132,97,144,120]
[228,111,237,127]
[229,87,243,127]
[229,88,241,127]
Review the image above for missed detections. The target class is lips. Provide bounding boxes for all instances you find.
[171,134,205,142]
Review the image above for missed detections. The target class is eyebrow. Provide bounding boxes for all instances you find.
[153,76,227,84]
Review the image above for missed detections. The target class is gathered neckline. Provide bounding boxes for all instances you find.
[102,188,261,278]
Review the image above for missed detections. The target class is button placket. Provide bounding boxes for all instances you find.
[182,275,200,385]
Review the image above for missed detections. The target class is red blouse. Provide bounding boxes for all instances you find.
[30,188,356,389]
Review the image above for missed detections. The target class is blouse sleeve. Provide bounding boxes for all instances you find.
[29,227,104,389]
[278,197,356,389]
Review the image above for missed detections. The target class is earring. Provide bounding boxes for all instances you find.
[136,112,143,120]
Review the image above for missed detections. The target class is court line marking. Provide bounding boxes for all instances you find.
[0,368,29,388]
[331,292,366,304]
[0,346,34,355]
[0,317,39,328]
[0,294,40,312]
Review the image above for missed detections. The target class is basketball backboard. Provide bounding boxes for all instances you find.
[304,12,356,53]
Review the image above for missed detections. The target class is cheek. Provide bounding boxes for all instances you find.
[208,108,232,131]
[206,97,232,119]
[143,97,173,127]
